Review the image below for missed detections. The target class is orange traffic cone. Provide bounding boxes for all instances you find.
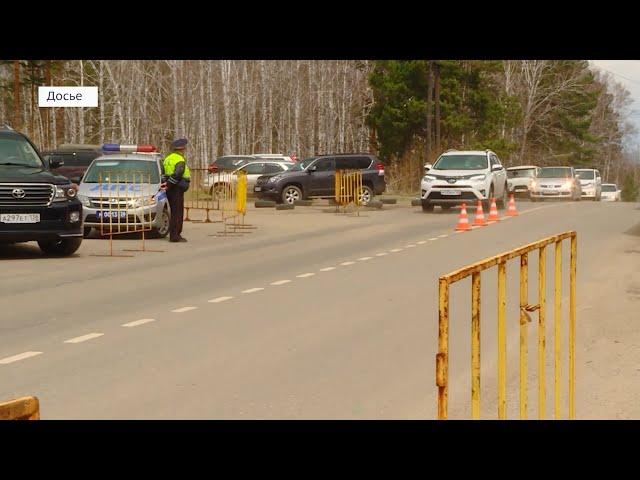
[473,200,488,226]
[454,203,472,231]
[506,194,518,216]
[487,198,501,222]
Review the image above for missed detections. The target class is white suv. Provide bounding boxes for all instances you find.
[420,149,508,212]
[574,168,602,201]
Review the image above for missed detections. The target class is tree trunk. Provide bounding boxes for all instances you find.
[13,60,21,130]
[434,61,441,153]
[426,61,433,163]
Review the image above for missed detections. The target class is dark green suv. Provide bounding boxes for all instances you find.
[0,125,83,255]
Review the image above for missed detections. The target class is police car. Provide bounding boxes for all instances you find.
[76,144,170,238]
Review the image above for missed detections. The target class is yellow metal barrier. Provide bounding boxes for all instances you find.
[184,168,222,223]
[92,170,164,257]
[436,231,577,420]
[0,396,40,420]
[334,169,363,215]
[214,171,254,236]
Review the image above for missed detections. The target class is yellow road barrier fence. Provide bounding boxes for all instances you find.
[0,396,40,420]
[92,170,164,257]
[214,170,255,236]
[436,231,577,420]
[334,169,363,215]
[185,168,222,223]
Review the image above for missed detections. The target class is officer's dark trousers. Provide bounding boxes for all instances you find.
[166,188,184,241]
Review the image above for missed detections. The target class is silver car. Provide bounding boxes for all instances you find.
[206,160,294,197]
[530,166,582,201]
[77,153,170,238]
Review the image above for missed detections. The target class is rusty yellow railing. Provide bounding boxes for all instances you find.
[334,169,363,215]
[0,396,40,420]
[436,231,577,420]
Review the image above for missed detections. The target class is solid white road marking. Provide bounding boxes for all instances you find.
[209,296,234,303]
[359,257,373,261]
[320,267,336,272]
[271,280,291,285]
[242,288,264,294]
[296,273,315,278]
[122,318,156,327]
[341,262,355,266]
[0,351,43,364]
[172,306,198,313]
[64,333,104,344]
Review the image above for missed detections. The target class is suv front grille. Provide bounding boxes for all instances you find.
[0,183,55,206]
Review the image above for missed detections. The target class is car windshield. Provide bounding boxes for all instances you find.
[83,159,160,183]
[432,154,488,170]
[576,170,595,180]
[537,168,572,178]
[507,168,536,178]
[286,157,318,172]
[602,184,617,192]
[0,136,43,167]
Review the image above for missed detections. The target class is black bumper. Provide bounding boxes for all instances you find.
[0,201,83,243]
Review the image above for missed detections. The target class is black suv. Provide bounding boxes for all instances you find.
[254,153,386,205]
[40,144,106,184]
[0,125,83,255]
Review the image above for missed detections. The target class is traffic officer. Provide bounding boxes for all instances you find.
[162,138,191,243]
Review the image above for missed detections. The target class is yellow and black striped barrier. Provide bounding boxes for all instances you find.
[436,231,577,420]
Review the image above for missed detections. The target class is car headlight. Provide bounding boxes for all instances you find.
[531,180,537,188]
[469,174,486,181]
[53,184,78,202]
[564,181,573,188]
[128,196,157,208]
[423,175,436,182]
[77,194,90,207]
[267,175,282,183]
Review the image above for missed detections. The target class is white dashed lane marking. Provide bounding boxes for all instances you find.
[64,333,104,344]
[438,234,449,238]
[320,267,336,272]
[390,249,403,252]
[209,296,234,303]
[242,288,264,294]
[122,318,155,328]
[406,245,416,248]
[375,253,388,256]
[271,280,291,286]
[296,273,315,278]
[417,241,427,244]
[172,306,198,313]
[429,237,439,241]
[0,351,42,365]
[341,262,355,266]
[359,257,373,261]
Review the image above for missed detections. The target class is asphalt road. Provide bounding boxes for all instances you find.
[1,199,638,419]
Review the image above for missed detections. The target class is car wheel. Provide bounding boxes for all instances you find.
[282,185,302,205]
[213,183,228,201]
[497,183,508,209]
[422,202,434,212]
[83,227,92,238]
[441,205,452,211]
[38,237,82,256]
[358,185,374,205]
[483,187,494,211]
[151,207,170,239]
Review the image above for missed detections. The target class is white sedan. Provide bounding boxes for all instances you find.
[206,160,294,198]
[601,183,621,202]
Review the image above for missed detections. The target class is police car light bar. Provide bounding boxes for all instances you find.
[102,144,157,153]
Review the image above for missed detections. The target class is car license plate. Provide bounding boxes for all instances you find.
[254,186,262,192]
[441,190,461,196]
[0,213,40,223]
[96,210,127,219]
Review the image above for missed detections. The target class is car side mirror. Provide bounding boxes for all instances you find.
[491,164,503,171]
[308,166,317,173]
[424,163,432,173]
[48,155,64,168]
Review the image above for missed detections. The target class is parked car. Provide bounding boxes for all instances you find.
[420,149,509,212]
[506,165,540,197]
[76,145,170,238]
[252,153,298,162]
[601,183,621,202]
[206,159,295,197]
[41,143,107,184]
[530,166,582,201]
[207,155,256,173]
[254,153,385,205]
[575,168,602,201]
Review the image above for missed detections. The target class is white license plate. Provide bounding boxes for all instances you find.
[440,190,461,196]
[0,213,40,223]
[96,210,127,219]
[254,186,262,192]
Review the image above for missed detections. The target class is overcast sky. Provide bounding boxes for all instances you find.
[589,60,640,149]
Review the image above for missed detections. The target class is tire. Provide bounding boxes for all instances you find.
[497,183,508,209]
[212,183,228,201]
[281,185,303,205]
[276,204,295,210]
[441,205,452,211]
[83,227,92,238]
[483,186,494,211]
[422,202,434,212]
[38,237,82,256]
[151,207,170,239]
[358,185,375,205]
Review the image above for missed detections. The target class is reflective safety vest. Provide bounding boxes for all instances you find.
[163,152,191,179]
